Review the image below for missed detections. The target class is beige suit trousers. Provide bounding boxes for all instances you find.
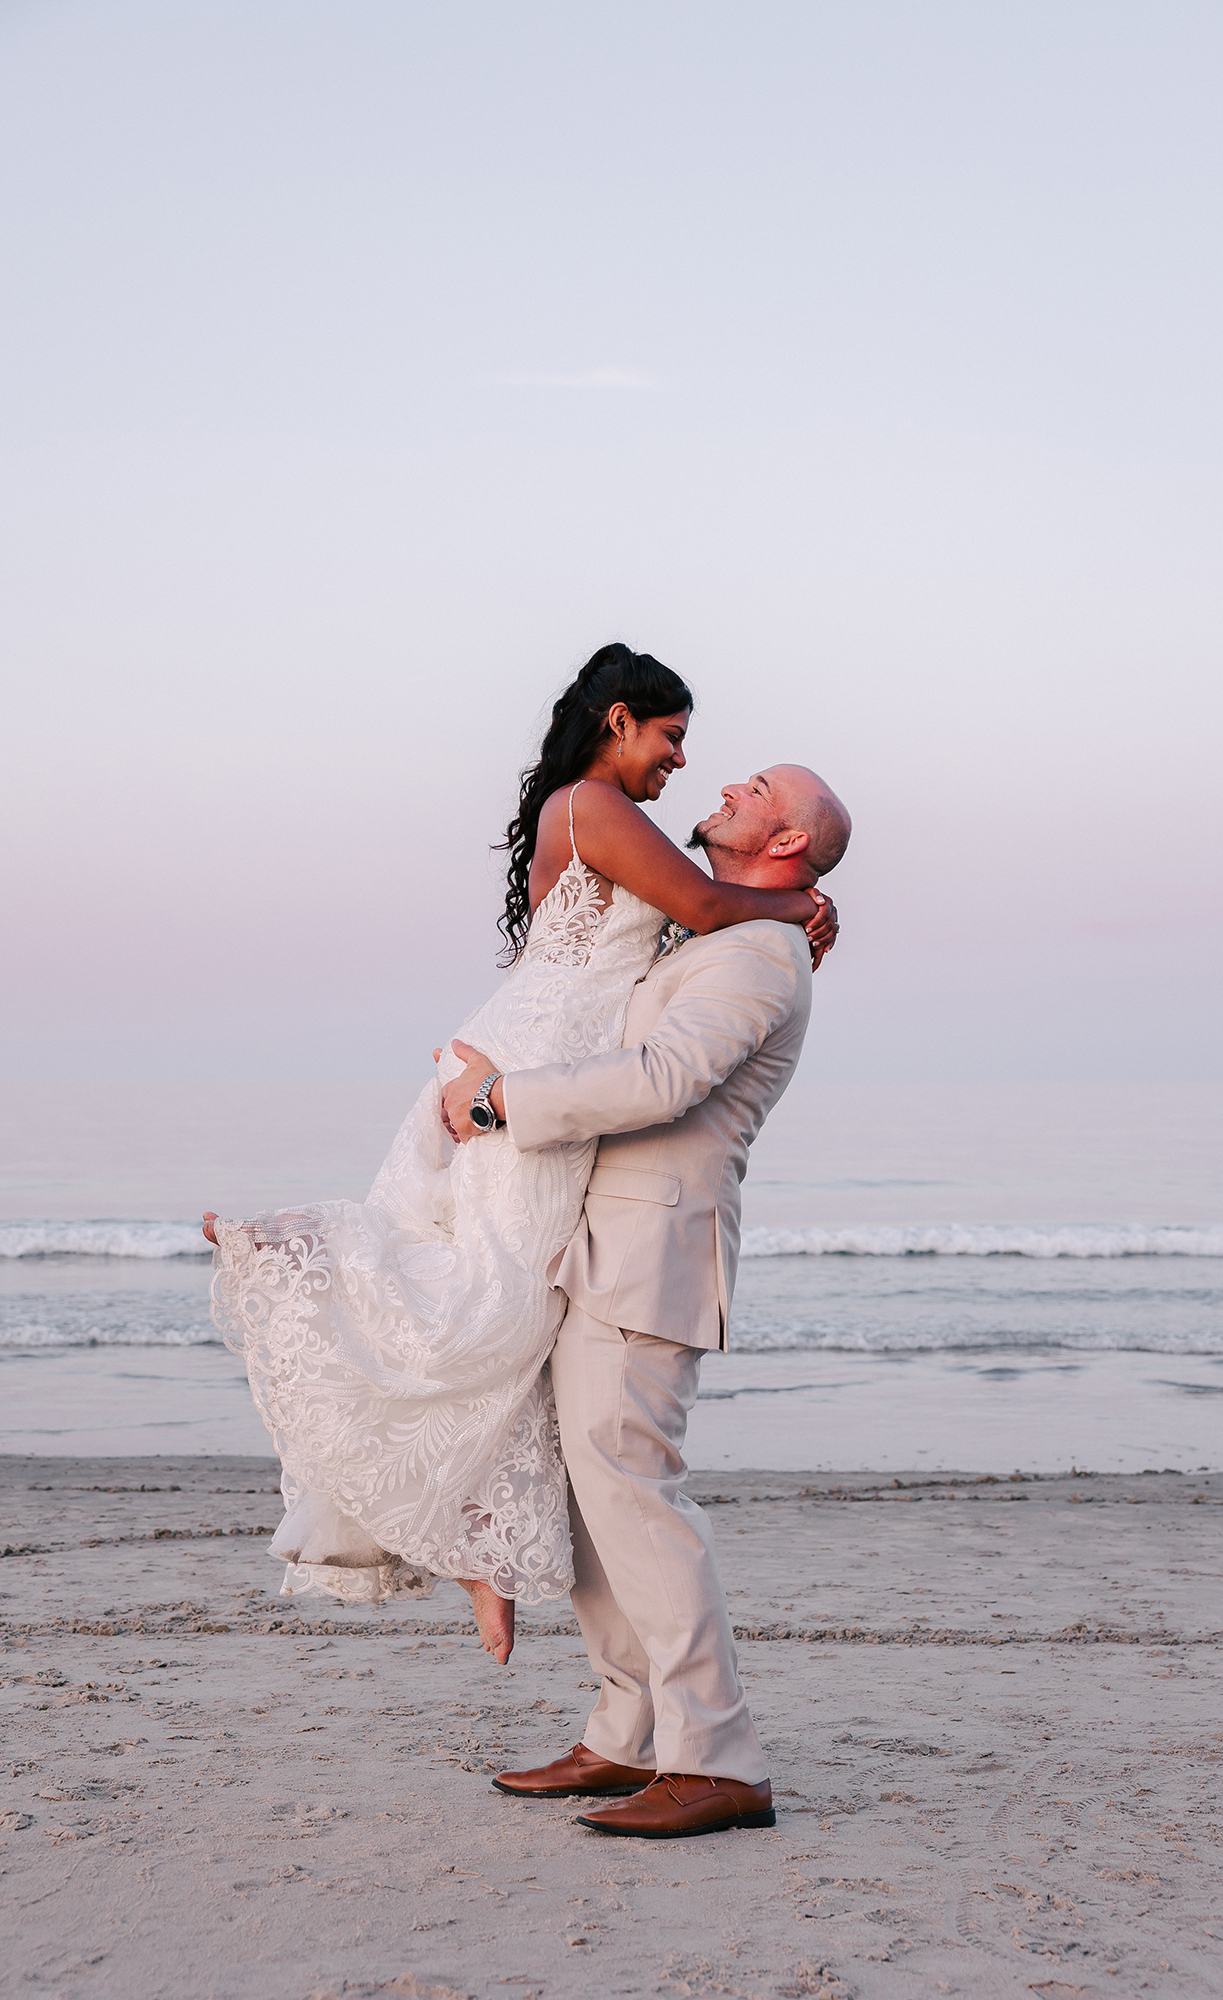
[550,1302,767,1785]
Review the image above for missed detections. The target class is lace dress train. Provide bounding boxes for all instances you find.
[211,786,664,1606]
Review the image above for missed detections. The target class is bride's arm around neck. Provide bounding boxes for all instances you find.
[530,780,816,936]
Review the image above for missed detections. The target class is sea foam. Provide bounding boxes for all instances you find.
[0,1220,210,1259]
[0,1317,218,1349]
[739,1223,1223,1258]
[3,1217,1222,1262]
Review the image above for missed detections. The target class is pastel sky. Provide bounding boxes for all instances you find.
[2,1,1220,1083]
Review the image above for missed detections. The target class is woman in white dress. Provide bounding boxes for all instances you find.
[205,645,831,1663]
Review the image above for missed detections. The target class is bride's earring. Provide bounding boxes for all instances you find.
[617,733,624,757]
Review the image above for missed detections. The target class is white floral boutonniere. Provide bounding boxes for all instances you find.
[656,917,696,960]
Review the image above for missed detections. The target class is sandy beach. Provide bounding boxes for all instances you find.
[2,1456,1220,1999]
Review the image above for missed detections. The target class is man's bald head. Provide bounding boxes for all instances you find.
[689,763,851,887]
[763,765,852,876]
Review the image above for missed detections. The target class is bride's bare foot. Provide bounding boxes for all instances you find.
[459,1578,515,1664]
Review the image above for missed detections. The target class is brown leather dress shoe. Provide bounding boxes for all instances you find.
[492,1742,655,1799]
[576,1772,775,1838]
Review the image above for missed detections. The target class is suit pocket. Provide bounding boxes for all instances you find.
[587,1165,681,1206]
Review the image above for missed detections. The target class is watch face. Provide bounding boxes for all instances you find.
[470,1100,494,1131]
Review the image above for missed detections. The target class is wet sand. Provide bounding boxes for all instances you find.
[2,1456,1220,1999]
[6,1343,1220,1477]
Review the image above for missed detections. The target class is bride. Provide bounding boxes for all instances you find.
[206,644,832,1663]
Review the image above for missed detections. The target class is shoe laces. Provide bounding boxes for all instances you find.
[657,1773,718,1804]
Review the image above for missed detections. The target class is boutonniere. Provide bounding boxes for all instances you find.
[657,918,697,959]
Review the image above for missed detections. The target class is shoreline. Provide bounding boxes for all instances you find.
[3,1345,1221,1473]
[3,1456,1220,1998]
[2,1459,1218,1650]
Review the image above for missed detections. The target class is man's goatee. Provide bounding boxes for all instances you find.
[685,825,709,851]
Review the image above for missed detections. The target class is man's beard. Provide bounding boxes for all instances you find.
[688,814,784,857]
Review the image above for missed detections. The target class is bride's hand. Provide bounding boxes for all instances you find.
[805,889,839,970]
[202,1212,218,1245]
[434,1046,462,1141]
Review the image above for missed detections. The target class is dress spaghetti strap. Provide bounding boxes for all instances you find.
[567,780,585,863]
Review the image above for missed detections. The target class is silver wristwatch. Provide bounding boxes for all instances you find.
[468,1071,504,1133]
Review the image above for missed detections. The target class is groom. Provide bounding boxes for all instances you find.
[443,764,850,1839]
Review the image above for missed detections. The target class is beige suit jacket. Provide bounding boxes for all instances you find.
[503,919,812,1351]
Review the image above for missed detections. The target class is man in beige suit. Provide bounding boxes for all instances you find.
[444,764,850,1839]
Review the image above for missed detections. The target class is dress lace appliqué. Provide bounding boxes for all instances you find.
[523,853,609,968]
[211,782,665,1607]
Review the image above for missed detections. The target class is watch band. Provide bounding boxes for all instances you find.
[469,1071,504,1131]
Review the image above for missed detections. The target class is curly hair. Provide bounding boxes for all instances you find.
[495,643,694,963]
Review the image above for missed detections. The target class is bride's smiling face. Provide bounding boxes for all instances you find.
[615,707,691,804]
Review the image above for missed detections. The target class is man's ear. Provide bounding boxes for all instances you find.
[767,827,810,859]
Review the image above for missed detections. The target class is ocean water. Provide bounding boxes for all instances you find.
[1,1078,1220,1471]
[2,1222,1221,1360]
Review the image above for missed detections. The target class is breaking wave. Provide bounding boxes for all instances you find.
[0,1316,219,1350]
[0,1220,209,1260]
[2,1220,1220,1352]
[5,1219,1220,1264]
[740,1223,1223,1259]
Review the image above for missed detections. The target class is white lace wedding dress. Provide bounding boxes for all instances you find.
[211,785,664,1608]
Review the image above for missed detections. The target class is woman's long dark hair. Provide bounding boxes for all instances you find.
[496,643,694,963]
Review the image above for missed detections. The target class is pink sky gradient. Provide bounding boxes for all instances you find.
[2,2,1220,1081]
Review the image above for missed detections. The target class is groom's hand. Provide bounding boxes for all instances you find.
[441,1041,506,1143]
